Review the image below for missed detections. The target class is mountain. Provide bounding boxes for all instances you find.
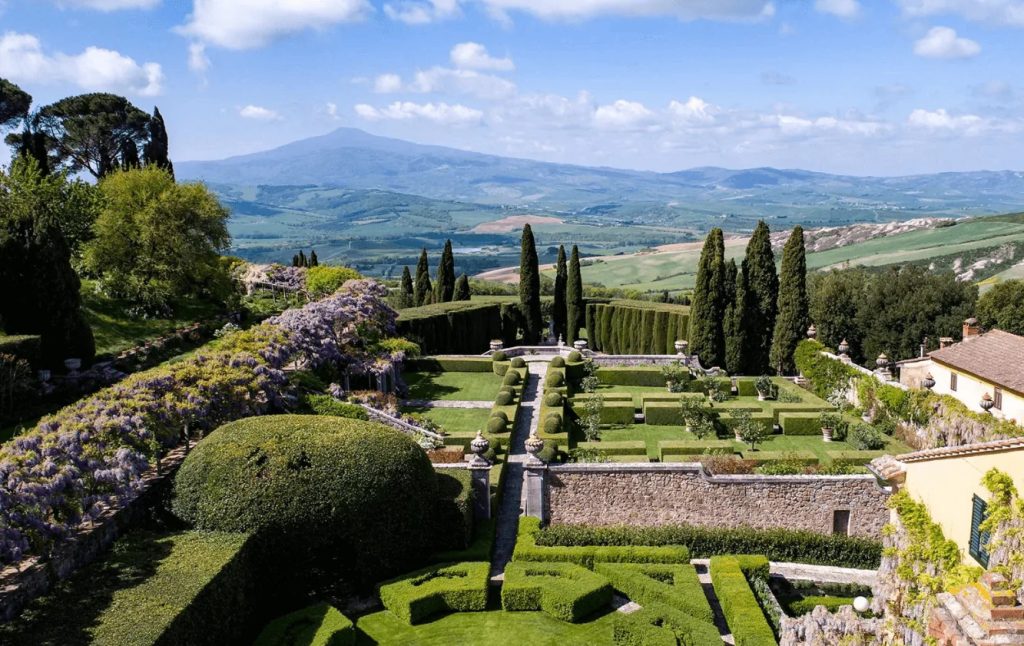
[176,128,1024,217]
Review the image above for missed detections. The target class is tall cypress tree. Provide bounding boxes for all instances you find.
[742,220,779,374]
[143,106,173,178]
[434,239,456,302]
[454,273,471,301]
[400,266,414,308]
[553,245,568,340]
[725,265,747,375]
[309,249,318,266]
[566,245,584,343]
[519,224,542,343]
[688,228,726,368]
[298,250,307,268]
[414,248,432,306]
[770,226,809,374]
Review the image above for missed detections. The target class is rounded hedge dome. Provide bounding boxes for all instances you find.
[172,415,437,579]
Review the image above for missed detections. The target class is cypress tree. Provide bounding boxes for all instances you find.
[298,250,307,268]
[725,266,747,375]
[566,245,584,343]
[770,226,810,374]
[519,224,542,343]
[454,273,471,301]
[434,239,456,302]
[414,248,432,306]
[553,245,567,340]
[309,249,318,266]
[292,254,300,267]
[143,106,174,178]
[688,228,726,368]
[400,266,414,308]
[742,220,779,374]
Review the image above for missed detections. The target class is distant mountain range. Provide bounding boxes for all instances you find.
[177,127,1024,219]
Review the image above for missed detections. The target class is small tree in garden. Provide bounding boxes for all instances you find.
[578,392,604,442]
[680,396,715,439]
[400,266,414,307]
[434,239,456,303]
[661,360,688,392]
[519,224,542,343]
[566,245,584,343]
[580,358,600,393]
[453,274,470,301]
[733,409,769,450]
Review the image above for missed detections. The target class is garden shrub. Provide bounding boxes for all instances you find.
[786,595,858,616]
[503,371,521,386]
[498,384,515,396]
[575,440,647,457]
[571,400,635,425]
[396,303,502,355]
[501,561,613,622]
[514,517,690,568]
[550,355,566,367]
[378,561,490,624]
[536,523,882,569]
[598,367,667,387]
[544,391,563,407]
[305,265,362,299]
[172,415,439,582]
[658,440,735,461]
[434,469,475,551]
[612,600,722,646]
[303,394,369,420]
[543,414,563,435]
[254,603,354,646]
[567,350,582,362]
[495,391,514,406]
[710,556,776,646]
[492,361,510,377]
[738,450,818,466]
[490,410,509,423]
[487,416,508,434]
[779,412,822,436]
[0,334,41,365]
[548,372,565,387]
[850,424,886,450]
[594,563,713,623]
[511,356,526,368]
[0,530,257,646]
[492,350,508,362]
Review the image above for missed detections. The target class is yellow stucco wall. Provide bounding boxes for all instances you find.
[901,359,1024,425]
[903,449,1024,564]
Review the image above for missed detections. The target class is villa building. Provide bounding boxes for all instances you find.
[898,320,1024,426]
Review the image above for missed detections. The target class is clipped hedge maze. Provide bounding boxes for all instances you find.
[594,563,713,624]
[501,562,613,622]
[254,603,355,646]
[378,561,490,624]
[612,601,723,646]
[513,517,690,569]
[710,555,776,646]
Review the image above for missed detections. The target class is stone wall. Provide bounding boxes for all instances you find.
[543,463,891,538]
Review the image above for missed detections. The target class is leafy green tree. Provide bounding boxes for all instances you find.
[0,79,31,130]
[553,245,567,340]
[142,106,173,178]
[414,249,432,306]
[770,226,809,374]
[35,93,151,178]
[567,245,584,343]
[519,224,542,343]
[84,167,230,313]
[0,157,95,364]
[454,274,471,301]
[400,266,415,308]
[0,79,52,174]
[305,265,360,299]
[724,264,746,375]
[434,239,456,303]
[809,268,869,361]
[688,228,726,368]
[977,279,1024,336]
[742,221,778,374]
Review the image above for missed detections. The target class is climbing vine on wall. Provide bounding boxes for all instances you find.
[981,469,1024,602]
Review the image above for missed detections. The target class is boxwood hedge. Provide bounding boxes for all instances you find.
[514,517,690,568]
[710,556,776,646]
[594,563,713,623]
[612,600,723,646]
[404,357,492,373]
[302,394,369,420]
[501,561,613,622]
[396,302,503,354]
[378,561,489,625]
[779,412,822,436]
[254,603,354,646]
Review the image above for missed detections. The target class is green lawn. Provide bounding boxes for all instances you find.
[356,609,619,645]
[401,406,493,435]
[404,371,504,401]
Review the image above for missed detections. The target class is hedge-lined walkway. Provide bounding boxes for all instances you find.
[489,362,546,582]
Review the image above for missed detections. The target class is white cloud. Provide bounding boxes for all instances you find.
[478,0,774,21]
[179,0,370,49]
[239,104,281,120]
[374,73,403,93]
[767,114,889,136]
[668,96,718,124]
[815,0,860,17]
[450,42,514,71]
[913,26,981,58]
[409,67,517,99]
[594,99,655,129]
[354,101,483,124]
[54,0,158,9]
[383,0,459,24]
[898,0,1024,27]
[326,102,340,120]
[188,41,210,72]
[908,108,984,131]
[0,31,163,95]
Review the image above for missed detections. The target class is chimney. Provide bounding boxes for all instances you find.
[940,337,954,349]
[963,317,980,339]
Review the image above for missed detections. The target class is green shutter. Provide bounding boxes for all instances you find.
[969,495,990,568]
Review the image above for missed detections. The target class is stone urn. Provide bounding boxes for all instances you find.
[821,426,834,442]
[489,339,504,352]
[573,339,588,351]
[674,340,688,355]
[734,429,743,442]
[63,358,81,373]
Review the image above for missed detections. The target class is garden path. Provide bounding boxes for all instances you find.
[694,561,736,645]
[489,361,546,583]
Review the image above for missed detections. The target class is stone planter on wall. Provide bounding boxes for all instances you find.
[822,427,834,443]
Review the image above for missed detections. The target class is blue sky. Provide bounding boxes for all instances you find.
[2,0,1024,175]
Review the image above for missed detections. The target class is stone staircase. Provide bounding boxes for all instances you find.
[929,572,1024,645]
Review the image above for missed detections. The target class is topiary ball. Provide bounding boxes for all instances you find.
[567,350,582,363]
[543,414,563,435]
[550,356,566,368]
[490,410,509,423]
[172,415,436,581]
[499,385,515,395]
[544,392,563,407]
[496,391,514,406]
[503,371,521,386]
[511,357,526,368]
[492,350,508,362]
[547,372,565,387]
[487,416,507,434]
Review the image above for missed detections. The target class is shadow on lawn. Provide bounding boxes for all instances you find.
[403,372,462,399]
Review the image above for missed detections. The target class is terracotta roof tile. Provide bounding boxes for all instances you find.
[898,437,1024,463]
[928,329,1024,394]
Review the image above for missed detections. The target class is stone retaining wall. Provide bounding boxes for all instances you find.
[542,463,891,538]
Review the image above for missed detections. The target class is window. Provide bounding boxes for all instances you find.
[832,510,851,536]
[994,388,1003,411]
[950,373,958,392]
[969,495,990,568]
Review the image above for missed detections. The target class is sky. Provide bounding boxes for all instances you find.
[2,0,1024,175]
